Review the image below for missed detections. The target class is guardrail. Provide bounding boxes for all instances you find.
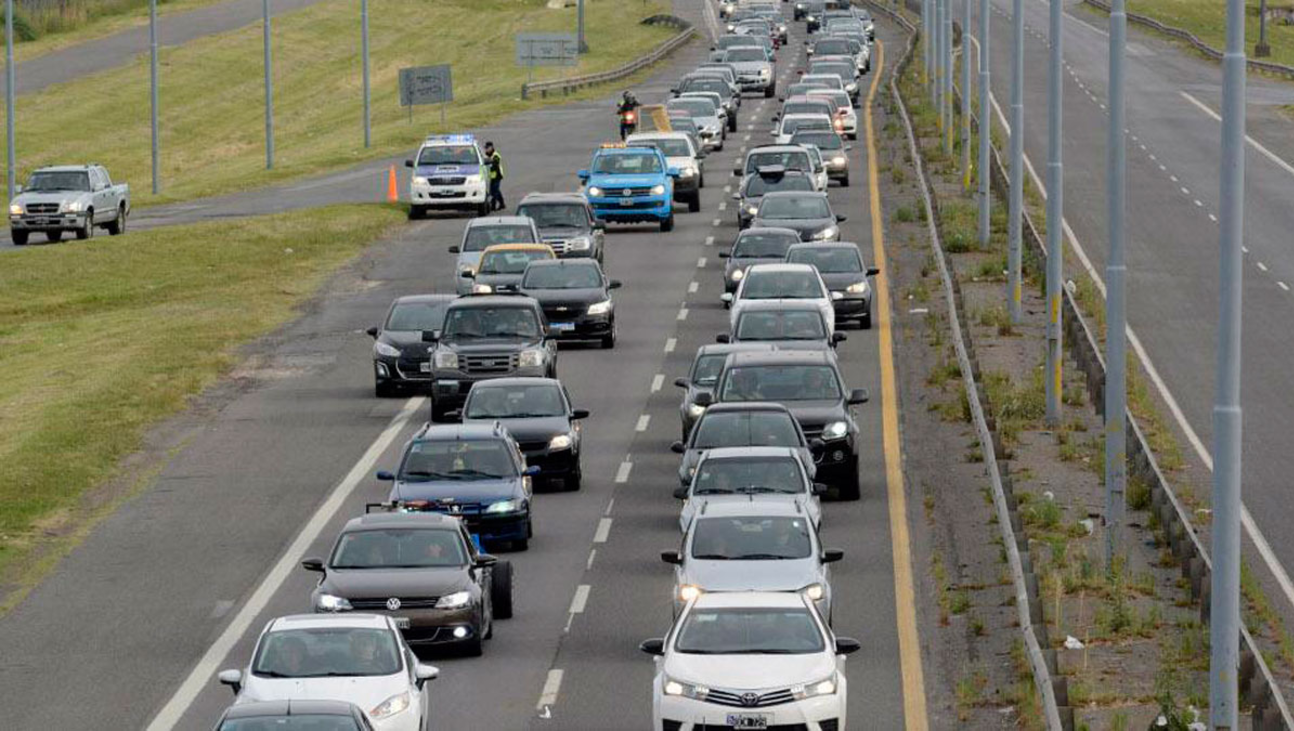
[871,3,1068,728]
[1083,0,1294,81]
[520,20,696,100]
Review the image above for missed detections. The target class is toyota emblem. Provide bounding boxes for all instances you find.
[386,597,401,611]
[622,188,632,197]
[740,692,759,707]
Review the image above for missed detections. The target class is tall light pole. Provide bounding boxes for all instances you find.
[977,0,991,245]
[943,0,954,152]
[150,0,159,194]
[923,0,932,89]
[262,0,274,169]
[5,0,14,201]
[577,0,587,53]
[361,0,370,148]
[1044,0,1064,424]
[1256,0,1270,57]
[1007,0,1024,323]
[1210,0,1247,724]
[961,0,971,190]
[1104,0,1128,570]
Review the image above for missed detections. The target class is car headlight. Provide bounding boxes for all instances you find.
[434,590,472,609]
[679,166,697,178]
[587,299,612,316]
[568,235,593,251]
[586,186,604,198]
[822,421,848,440]
[760,67,772,78]
[374,341,401,358]
[678,584,703,602]
[465,173,483,184]
[813,225,839,240]
[316,593,352,612]
[486,498,522,514]
[370,691,411,720]
[651,184,667,196]
[664,675,710,700]
[802,582,826,601]
[8,203,21,215]
[745,205,759,216]
[62,200,83,213]
[549,433,574,450]
[846,82,858,92]
[846,280,870,294]
[730,268,745,281]
[434,351,459,369]
[472,283,493,294]
[519,349,545,368]
[832,155,848,166]
[686,402,707,419]
[807,14,816,21]
[413,176,428,186]
[791,673,838,700]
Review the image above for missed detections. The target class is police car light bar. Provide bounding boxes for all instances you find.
[425,133,476,144]
[599,142,629,149]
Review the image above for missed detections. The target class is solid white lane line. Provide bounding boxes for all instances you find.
[651,373,665,392]
[537,669,564,710]
[664,337,677,353]
[145,397,427,731]
[1258,262,1269,272]
[568,584,591,614]
[678,307,689,321]
[689,281,699,293]
[593,518,612,543]
[615,460,633,483]
[1180,91,1294,179]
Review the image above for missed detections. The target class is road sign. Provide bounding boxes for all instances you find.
[399,65,453,106]
[515,33,579,67]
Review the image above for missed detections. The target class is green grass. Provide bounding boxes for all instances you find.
[1125,0,1294,70]
[0,204,406,583]
[4,0,675,206]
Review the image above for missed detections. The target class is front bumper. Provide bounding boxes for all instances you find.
[375,357,433,386]
[826,164,850,180]
[545,311,613,339]
[656,692,844,731]
[521,445,579,477]
[467,512,530,543]
[589,195,673,223]
[737,76,773,91]
[410,179,487,208]
[10,212,86,231]
[672,175,700,196]
[831,292,871,318]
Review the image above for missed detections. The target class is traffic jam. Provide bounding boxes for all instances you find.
[210,1,882,729]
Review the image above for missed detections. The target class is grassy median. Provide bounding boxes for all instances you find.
[0,204,406,589]
[3,0,674,206]
[1121,0,1294,69]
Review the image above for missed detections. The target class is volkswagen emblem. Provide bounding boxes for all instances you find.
[386,597,401,611]
[740,692,760,707]
[622,188,632,197]
[450,505,462,514]
[555,306,568,312]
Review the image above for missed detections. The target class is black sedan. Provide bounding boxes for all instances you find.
[719,227,802,294]
[213,700,375,731]
[786,241,879,328]
[732,168,816,229]
[518,258,621,349]
[367,294,455,397]
[461,377,589,490]
[750,190,846,242]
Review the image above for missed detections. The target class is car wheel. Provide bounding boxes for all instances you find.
[687,191,701,213]
[660,214,674,233]
[375,380,397,398]
[106,205,126,235]
[76,212,94,240]
[698,172,705,189]
[841,174,850,187]
[601,319,616,350]
[511,536,529,552]
[461,631,484,657]
[836,461,861,501]
[46,230,62,242]
[477,202,490,217]
[408,205,425,220]
[764,84,776,99]
[565,463,583,491]
[10,229,27,246]
[491,560,514,619]
[861,303,873,330]
[728,116,738,132]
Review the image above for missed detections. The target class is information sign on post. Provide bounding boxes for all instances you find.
[399,64,453,124]
[515,32,579,85]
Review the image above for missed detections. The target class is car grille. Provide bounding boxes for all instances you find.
[609,186,656,197]
[541,237,571,255]
[428,191,467,198]
[543,305,585,320]
[691,725,808,731]
[24,203,59,214]
[704,687,796,709]
[611,200,663,210]
[349,596,441,610]
[517,440,549,454]
[461,353,519,374]
[395,357,432,380]
[427,176,466,185]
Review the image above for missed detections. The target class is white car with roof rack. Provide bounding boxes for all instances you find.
[674,446,826,532]
[404,133,489,219]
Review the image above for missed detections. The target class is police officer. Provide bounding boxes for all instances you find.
[484,141,505,211]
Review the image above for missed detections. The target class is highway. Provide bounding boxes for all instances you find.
[967,0,1294,608]
[0,5,919,730]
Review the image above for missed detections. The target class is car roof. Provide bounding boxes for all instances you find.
[699,445,803,460]
[758,191,829,202]
[787,241,861,252]
[697,342,777,358]
[735,299,828,314]
[413,421,510,441]
[447,294,540,309]
[726,349,835,367]
[747,145,811,155]
[221,699,362,720]
[692,591,811,609]
[35,165,93,172]
[694,498,809,519]
[700,401,795,415]
[468,376,562,389]
[343,511,462,532]
[518,192,588,205]
[392,293,456,305]
[467,216,534,228]
[268,613,391,631]
[736,226,802,239]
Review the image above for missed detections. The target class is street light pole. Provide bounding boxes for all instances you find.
[150,0,159,194]
[577,0,588,53]
[1256,0,1270,57]
[943,0,954,152]
[923,0,932,90]
[361,0,370,148]
[934,0,943,112]
[5,0,14,201]
[1044,0,1064,424]
[1210,0,1247,724]
[262,0,274,169]
[1007,0,1024,323]
[1105,0,1128,570]
[977,0,991,246]
[961,0,971,189]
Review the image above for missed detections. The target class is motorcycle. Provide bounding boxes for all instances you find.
[619,108,638,140]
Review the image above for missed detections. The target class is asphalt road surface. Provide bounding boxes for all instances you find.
[967,0,1294,609]
[0,7,917,730]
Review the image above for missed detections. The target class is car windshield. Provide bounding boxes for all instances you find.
[689,75,731,88]
[442,306,541,339]
[464,383,566,418]
[792,132,844,151]
[692,411,802,448]
[758,197,831,220]
[732,232,798,257]
[26,171,90,191]
[386,301,450,332]
[815,40,852,55]
[746,152,810,173]
[252,627,401,678]
[668,99,717,117]
[220,717,361,731]
[638,138,693,158]
[717,36,760,49]
[691,354,729,387]
[691,516,813,560]
[789,247,863,273]
[782,117,831,136]
[417,145,478,166]
[736,310,828,341]
[802,75,843,89]
[463,224,536,252]
[592,152,663,174]
[808,91,851,110]
[330,528,467,569]
[693,457,804,495]
[812,64,854,79]
[399,439,517,481]
[725,48,766,62]
[721,365,842,401]
[516,203,588,230]
[478,249,551,275]
[783,102,833,117]
[674,606,825,654]
[523,263,603,289]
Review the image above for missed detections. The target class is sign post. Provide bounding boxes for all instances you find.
[399,65,453,128]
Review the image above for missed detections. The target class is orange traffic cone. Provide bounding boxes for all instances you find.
[386,165,398,203]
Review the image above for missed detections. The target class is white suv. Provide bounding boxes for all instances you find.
[405,133,489,218]
[640,592,860,731]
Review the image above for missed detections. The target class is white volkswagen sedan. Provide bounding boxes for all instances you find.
[641,592,860,731]
[217,613,438,731]
[724,263,839,334]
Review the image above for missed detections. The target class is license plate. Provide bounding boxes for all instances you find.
[619,198,634,206]
[419,362,432,373]
[432,188,457,195]
[725,714,769,729]
[551,322,575,331]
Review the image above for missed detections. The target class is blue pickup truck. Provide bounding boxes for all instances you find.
[578,144,680,232]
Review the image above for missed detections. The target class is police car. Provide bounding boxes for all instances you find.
[404,134,489,218]
[577,143,681,232]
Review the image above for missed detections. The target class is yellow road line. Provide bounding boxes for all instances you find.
[865,39,930,731]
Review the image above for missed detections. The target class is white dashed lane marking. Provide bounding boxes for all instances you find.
[594,518,612,543]
[651,373,664,392]
[698,257,707,268]
[689,281,699,293]
[635,414,650,432]
[615,459,633,483]
[537,669,564,711]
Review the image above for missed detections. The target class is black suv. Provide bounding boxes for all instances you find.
[701,350,868,498]
[367,294,455,397]
[514,193,606,264]
[429,296,557,422]
[302,510,513,656]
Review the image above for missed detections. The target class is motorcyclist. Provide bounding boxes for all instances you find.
[617,91,640,140]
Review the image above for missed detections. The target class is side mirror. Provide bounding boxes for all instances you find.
[301,557,325,573]
[640,638,666,656]
[571,409,590,420]
[821,548,845,563]
[848,388,870,405]
[844,144,854,151]
[668,167,682,178]
[670,441,686,454]
[866,266,879,276]
[414,663,439,687]
[608,279,623,290]
[366,326,379,339]
[813,482,830,496]
[376,470,395,481]
[674,377,690,389]
[730,192,741,201]
[835,214,848,222]
[718,251,732,259]
[404,160,414,168]
[474,555,498,568]
[217,669,243,695]
[661,550,684,564]
[448,245,461,253]
[694,392,714,407]
[720,293,734,304]
[461,270,476,279]
[831,332,847,344]
[524,465,542,476]
[715,333,731,343]
[835,637,862,655]
[577,169,590,181]
[673,486,690,500]
[830,291,844,301]
[771,115,781,122]
[422,330,438,343]
[12,184,21,194]
[732,166,743,176]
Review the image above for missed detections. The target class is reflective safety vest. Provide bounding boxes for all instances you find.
[487,151,504,181]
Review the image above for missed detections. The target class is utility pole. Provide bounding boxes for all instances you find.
[923,0,932,89]
[150,0,159,194]
[1007,0,1024,323]
[577,0,588,53]
[1210,0,1247,724]
[933,0,942,111]
[977,0,991,246]
[1256,0,1270,57]
[262,0,274,169]
[1044,0,1064,424]
[4,0,13,201]
[943,0,954,152]
[1105,0,1128,570]
[361,0,370,148]
[960,0,971,183]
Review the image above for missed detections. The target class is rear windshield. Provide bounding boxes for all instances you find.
[386,300,450,332]
[692,411,802,448]
[592,152,663,174]
[736,310,828,340]
[516,203,588,229]
[788,246,863,273]
[721,365,842,402]
[463,224,536,252]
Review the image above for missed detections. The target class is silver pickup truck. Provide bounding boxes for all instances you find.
[8,164,129,245]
